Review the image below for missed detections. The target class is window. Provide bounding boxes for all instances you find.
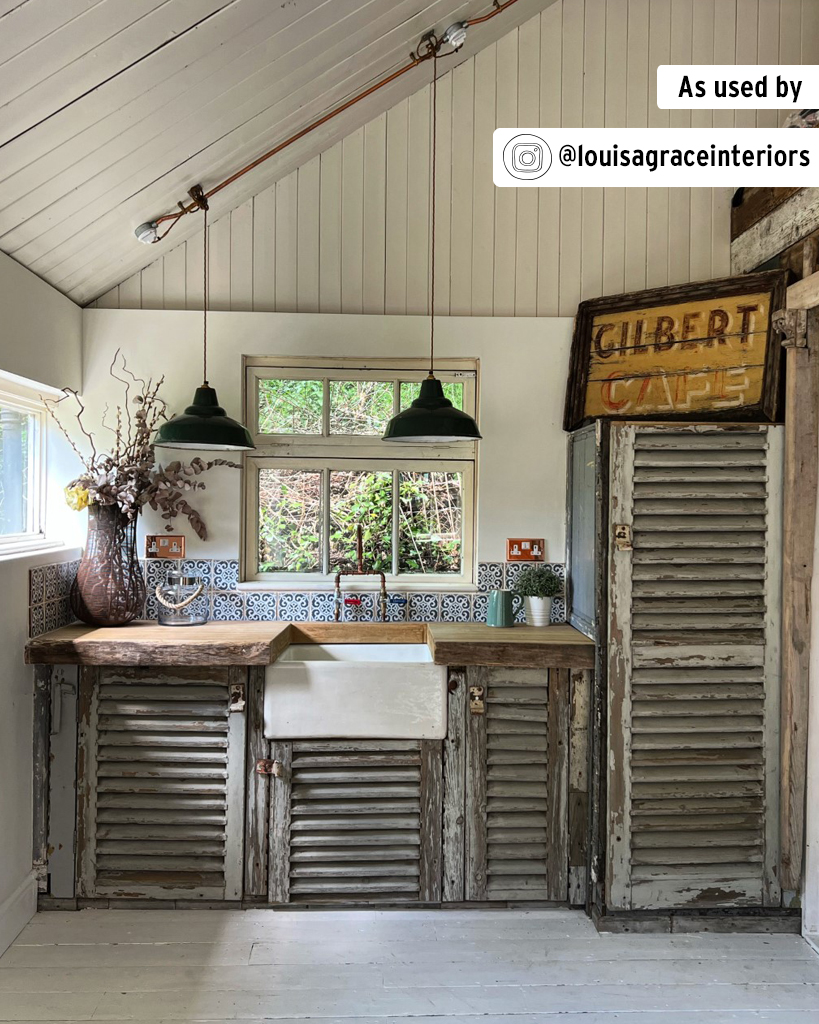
[0,384,46,555]
[243,358,478,585]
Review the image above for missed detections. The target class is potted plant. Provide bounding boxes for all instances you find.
[513,565,562,627]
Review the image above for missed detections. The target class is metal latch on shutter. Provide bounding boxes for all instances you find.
[256,758,285,777]
[614,524,632,551]
[229,682,246,712]
[469,685,485,714]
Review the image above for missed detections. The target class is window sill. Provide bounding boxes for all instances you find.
[236,580,479,594]
[0,539,77,564]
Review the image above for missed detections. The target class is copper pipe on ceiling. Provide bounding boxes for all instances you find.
[149,0,520,242]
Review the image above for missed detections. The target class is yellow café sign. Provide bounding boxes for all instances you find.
[563,273,786,432]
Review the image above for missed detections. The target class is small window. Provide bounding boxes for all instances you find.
[0,385,46,555]
[243,358,478,585]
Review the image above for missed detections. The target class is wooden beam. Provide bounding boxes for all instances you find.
[731,188,803,242]
[732,188,819,273]
[787,269,819,310]
[776,300,819,893]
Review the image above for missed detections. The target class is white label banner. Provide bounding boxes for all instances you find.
[493,128,819,187]
[657,64,819,109]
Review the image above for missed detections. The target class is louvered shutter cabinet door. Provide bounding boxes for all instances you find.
[607,424,782,911]
[464,666,570,902]
[77,666,246,900]
[268,739,442,903]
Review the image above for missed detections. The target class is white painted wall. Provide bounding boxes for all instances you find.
[0,259,82,955]
[82,309,573,565]
[97,0,818,318]
[0,252,81,391]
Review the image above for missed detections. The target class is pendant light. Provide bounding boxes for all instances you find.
[155,187,254,451]
[383,45,482,444]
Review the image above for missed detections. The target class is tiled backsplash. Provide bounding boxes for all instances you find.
[29,560,80,638]
[29,559,566,636]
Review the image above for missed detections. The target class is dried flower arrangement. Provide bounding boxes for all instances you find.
[46,351,237,540]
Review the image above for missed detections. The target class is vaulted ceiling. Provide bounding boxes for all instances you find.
[0,0,554,306]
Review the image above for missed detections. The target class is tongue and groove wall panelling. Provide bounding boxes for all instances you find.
[606,424,783,912]
[4,0,555,304]
[91,1,819,314]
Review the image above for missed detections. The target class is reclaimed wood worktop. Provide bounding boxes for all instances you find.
[25,620,594,669]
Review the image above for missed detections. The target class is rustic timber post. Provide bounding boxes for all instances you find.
[32,664,52,893]
[774,293,819,896]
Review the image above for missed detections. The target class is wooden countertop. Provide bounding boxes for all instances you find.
[426,623,594,669]
[25,620,594,669]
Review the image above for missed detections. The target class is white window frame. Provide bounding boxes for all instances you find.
[0,382,48,557]
[242,357,479,587]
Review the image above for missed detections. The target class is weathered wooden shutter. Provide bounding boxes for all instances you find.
[269,739,442,903]
[607,424,782,910]
[465,666,569,902]
[77,666,246,900]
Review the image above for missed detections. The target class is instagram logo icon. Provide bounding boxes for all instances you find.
[502,134,551,179]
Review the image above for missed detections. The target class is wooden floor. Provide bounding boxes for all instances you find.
[1,908,818,1022]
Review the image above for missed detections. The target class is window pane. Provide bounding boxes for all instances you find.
[258,468,322,572]
[330,470,392,571]
[0,406,34,536]
[400,381,464,411]
[329,381,394,435]
[258,379,323,434]
[398,471,462,574]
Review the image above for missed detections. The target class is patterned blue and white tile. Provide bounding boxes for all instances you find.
[338,593,375,622]
[385,594,408,622]
[503,562,525,591]
[409,592,440,623]
[211,591,245,621]
[440,593,471,623]
[471,594,488,623]
[44,564,61,600]
[143,594,159,621]
[56,597,75,628]
[477,562,504,593]
[246,592,278,622]
[29,605,45,638]
[212,559,239,590]
[310,592,337,622]
[279,592,310,622]
[144,558,175,589]
[44,601,61,633]
[29,566,45,605]
[513,594,526,624]
[180,559,212,586]
[550,597,567,624]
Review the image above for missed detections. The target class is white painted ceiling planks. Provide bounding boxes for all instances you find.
[0,0,556,305]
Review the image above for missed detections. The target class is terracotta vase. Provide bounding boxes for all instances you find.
[70,504,145,626]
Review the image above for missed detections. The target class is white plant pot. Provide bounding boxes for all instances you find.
[523,596,552,627]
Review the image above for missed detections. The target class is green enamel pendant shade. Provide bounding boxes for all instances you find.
[382,375,481,443]
[154,385,255,451]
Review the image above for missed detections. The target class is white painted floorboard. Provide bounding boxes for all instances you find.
[0,909,817,1022]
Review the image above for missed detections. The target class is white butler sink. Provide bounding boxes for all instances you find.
[264,644,447,739]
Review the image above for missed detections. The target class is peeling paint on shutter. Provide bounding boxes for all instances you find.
[268,739,442,904]
[607,424,782,911]
[465,666,569,902]
[77,666,245,900]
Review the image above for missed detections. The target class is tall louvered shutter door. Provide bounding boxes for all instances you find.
[269,739,442,903]
[77,666,245,900]
[465,666,569,902]
[607,424,782,911]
